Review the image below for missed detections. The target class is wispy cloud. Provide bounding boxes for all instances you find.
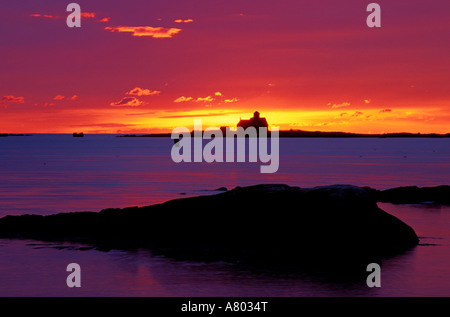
[126,87,160,96]
[1,95,25,107]
[379,108,392,113]
[81,12,96,19]
[30,13,59,19]
[224,98,239,103]
[109,88,158,107]
[329,102,351,109]
[174,19,194,23]
[110,97,144,107]
[364,99,371,104]
[98,17,111,23]
[196,96,214,102]
[174,96,193,103]
[52,94,78,101]
[174,92,239,106]
[31,12,103,21]
[104,26,182,38]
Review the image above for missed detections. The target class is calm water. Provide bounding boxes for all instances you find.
[1,135,449,216]
[1,135,450,296]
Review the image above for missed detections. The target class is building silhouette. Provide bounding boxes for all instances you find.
[237,111,268,130]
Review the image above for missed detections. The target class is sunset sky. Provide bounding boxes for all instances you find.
[1,0,449,134]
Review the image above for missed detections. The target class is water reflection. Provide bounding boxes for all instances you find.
[0,237,419,297]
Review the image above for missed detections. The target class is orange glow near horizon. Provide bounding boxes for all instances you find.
[2,106,448,135]
[1,1,449,135]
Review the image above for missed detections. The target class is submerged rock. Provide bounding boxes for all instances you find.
[0,184,418,264]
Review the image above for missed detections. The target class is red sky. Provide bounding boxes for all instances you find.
[1,0,449,134]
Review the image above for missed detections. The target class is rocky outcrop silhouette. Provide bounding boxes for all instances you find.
[0,184,418,265]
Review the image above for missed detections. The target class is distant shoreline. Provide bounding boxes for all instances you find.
[2,131,450,138]
[0,134,32,137]
[117,130,450,138]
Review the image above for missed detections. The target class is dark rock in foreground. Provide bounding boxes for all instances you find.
[375,185,450,205]
[0,184,418,264]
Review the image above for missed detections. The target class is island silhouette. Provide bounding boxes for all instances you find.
[116,111,450,138]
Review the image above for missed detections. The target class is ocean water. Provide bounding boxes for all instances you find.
[1,135,449,216]
[0,135,450,296]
